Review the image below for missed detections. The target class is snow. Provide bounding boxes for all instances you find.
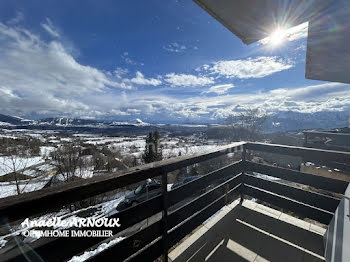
[162,145,217,158]
[85,137,125,145]
[0,239,7,248]
[0,134,17,139]
[252,172,280,181]
[68,236,125,262]
[40,146,56,156]
[0,121,14,126]
[110,118,150,126]
[73,134,99,137]
[78,169,95,179]
[305,162,315,166]
[109,139,145,151]
[26,133,44,141]
[36,164,55,172]
[0,156,44,176]
[61,138,73,142]
[0,180,48,198]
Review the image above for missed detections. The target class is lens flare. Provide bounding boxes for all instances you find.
[269,29,286,46]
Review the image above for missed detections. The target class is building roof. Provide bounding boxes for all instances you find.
[193,0,331,44]
[194,0,350,84]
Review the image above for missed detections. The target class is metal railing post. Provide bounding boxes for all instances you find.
[161,172,169,262]
[240,144,246,204]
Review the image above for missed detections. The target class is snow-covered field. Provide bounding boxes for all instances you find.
[0,129,222,199]
[0,180,49,198]
[0,156,44,176]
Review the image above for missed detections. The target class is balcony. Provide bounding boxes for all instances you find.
[0,142,349,262]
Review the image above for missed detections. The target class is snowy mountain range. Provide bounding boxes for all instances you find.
[0,114,152,128]
[0,111,348,132]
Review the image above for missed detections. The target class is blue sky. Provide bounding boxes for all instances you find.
[0,0,349,123]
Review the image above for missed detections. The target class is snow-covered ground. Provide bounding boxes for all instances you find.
[0,156,44,176]
[0,180,49,198]
[40,146,56,157]
[162,144,217,158]
[0,130,223,196]
[68,236,125,262]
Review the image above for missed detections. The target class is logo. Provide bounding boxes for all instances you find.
[20,217,121,238]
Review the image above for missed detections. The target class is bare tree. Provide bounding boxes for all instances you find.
[0,138,41,195]
[50,143,100,210]
[238,109,267,133]
[225,108,268,141]
[50,144,86,182]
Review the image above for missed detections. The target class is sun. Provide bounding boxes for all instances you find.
[269,28,286,46]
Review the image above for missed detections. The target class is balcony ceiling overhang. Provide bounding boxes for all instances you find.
[194,0,350,84]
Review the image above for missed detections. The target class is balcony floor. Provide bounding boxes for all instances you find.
[169,200,327,262]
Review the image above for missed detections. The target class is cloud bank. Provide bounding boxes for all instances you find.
[1,19,347,122]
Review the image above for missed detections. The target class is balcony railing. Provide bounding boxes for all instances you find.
[304,131,350,152]
[0,142,349,262]
[303,131,350,172]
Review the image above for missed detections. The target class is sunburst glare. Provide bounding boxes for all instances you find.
[269,28,287,46]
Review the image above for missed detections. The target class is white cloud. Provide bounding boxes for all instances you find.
[203,84,234,95]
[121,52,143,66]
[207,57,294,79]
[163,42,186,53]
[112,82,350,121]
[0,22,132,116]
[164,73,214,87]
[129,71,161,86]
[7,12,24,25]
[0,21,348,122]
[41,18,60,38]
[114,67,129,79]
[71,81,350,122]
[269,82,344,98]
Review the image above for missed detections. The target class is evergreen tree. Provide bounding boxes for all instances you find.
[143,131,162,163]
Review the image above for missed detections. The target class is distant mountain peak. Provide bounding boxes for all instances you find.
[129,118,149,126]
[110,118,150,126]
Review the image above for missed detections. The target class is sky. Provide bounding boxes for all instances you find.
[0,0,349,123]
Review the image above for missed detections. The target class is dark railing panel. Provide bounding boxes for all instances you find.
[245,142,350,164]
[86,176,242,261]
[168,160,243,205]
[306,160,350,173]
[246,161,348,194]
[304,143,350,153]
[244,184,334,224]
[0,143,243,223]
[2,194,163,262]
[128,237,163,262]
[2,142,350,262]
[168,174,242,229]
[243,174,340,212]
[3,172,243,261]
[161,172,169,262]
[168,185,241,247]
[129,184,242,262]
[87,220,163,262]
[304,131,350,140]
